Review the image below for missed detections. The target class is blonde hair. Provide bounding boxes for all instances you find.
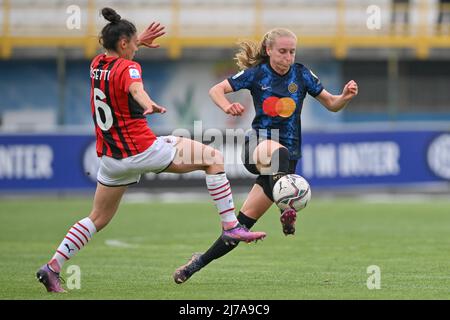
[234,28,297,70]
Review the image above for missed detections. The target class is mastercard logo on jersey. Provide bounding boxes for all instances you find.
[262,96,296,118]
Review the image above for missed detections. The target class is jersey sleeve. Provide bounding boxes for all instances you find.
[120,62,143,93]
[301,66,324,97]
[227,68,257,91]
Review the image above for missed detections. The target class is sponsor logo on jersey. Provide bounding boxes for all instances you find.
[129,68,141,79]
[262,96,296,118]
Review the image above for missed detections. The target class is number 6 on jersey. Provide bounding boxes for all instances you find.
[94,88,113,131]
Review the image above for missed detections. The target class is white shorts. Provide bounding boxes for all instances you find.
[97,136,178,187]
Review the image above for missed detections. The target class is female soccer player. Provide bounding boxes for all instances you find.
[173,28,358,284]
[36,7,265,293]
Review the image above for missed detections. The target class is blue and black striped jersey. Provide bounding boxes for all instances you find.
[228,62,323,159]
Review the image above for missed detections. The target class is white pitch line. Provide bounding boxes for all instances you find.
[104,239,139,248]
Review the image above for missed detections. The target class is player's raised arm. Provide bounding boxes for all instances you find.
[129,82,166,115]
[137,22,166,48]
[315,80,358,112]
[209,79,245,116]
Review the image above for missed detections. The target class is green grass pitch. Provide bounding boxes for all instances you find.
[0,197,449,299]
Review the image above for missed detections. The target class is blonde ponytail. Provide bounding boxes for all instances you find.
[234,28,297,70]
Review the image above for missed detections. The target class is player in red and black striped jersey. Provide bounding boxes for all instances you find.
[90,52,156,159]
[36,7,266,293]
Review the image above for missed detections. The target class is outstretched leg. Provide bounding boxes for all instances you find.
[164,137,266,243]
[253,140,290,198]
[37,183,127,292]
[253,141,298,235]
[173,137,299,284]
[173,184,272,284]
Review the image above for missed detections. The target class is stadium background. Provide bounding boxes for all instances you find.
[1,0,450,194]
[0,0,449,300]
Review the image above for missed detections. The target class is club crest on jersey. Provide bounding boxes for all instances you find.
[129,68,141,79]
[288,82,298,94]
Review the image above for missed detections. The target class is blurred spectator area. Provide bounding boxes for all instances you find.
[0,0,450,59]
[1,0,450,130]
[1,58,449,130]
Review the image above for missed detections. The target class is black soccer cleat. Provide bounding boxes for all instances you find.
[173,253,204,284]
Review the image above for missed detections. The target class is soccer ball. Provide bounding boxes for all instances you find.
[273,174,311,211]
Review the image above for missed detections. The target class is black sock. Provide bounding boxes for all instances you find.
[200,212,257,266]
[268,147,290,192]
[237,212,257,229]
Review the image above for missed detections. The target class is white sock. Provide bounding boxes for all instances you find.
[206,173,238,229]
[49,217,97,272]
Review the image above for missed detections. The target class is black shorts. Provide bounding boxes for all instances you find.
[253,160,298,201]
[241,134,298,175]
[241,134,298,201]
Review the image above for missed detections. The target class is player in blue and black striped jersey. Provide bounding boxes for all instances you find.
[174,28,358,284]
[227,48,324,160]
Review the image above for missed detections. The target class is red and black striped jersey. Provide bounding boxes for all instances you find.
[90,54,156,159]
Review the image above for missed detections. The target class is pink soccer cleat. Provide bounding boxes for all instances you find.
[221,223,266,246]
[280,208,297,236]
[36,264,66,293]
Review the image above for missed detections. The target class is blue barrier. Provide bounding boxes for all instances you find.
[297,130,450,188]
[0,130,449,192]
[0,134,95,191]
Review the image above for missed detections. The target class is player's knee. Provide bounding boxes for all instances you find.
[270,147,289,174]
[254,141,286,173]
[257,146,289,175]
[212,148,224,165]
[204,146,224,168]
[254,147,272,168]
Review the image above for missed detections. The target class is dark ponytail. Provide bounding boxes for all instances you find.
[99,7,137,51]
[101,7,121,23]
